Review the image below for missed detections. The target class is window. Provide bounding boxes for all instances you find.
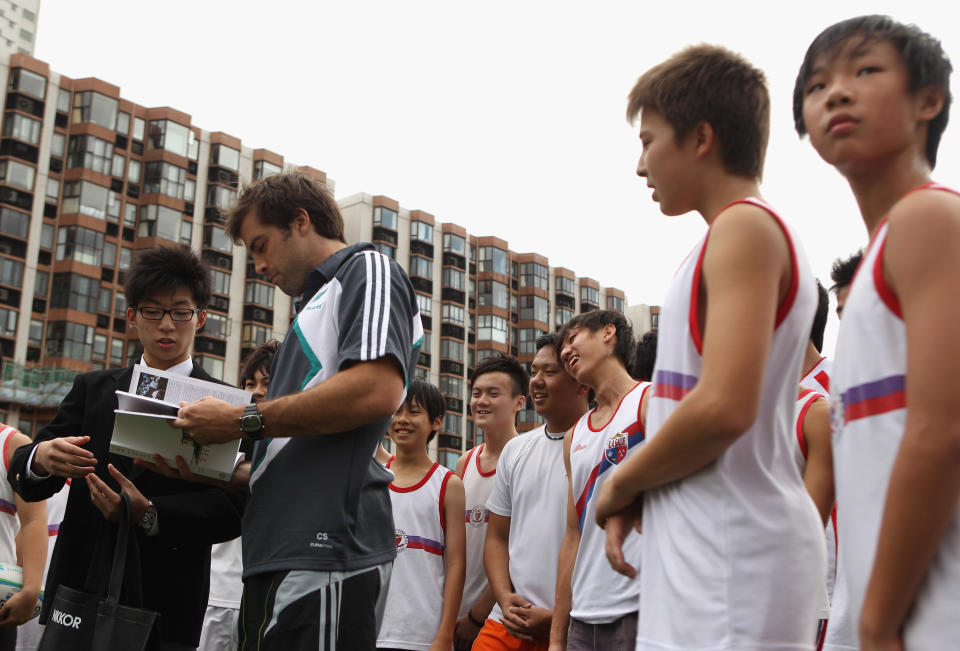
[373,206,397,230]
[2,113,41,144]
[519,295,549,323]
[66,135,114,175]
[241,324,272,347]
[478,247,509,275]
[580,286,599,305]
[606,295,625,312]
[123,204,136,227]
[138,204,181,241]
[416,293,431,316]
[477,314,508,344]
[40,223,54,249]
[45,177,59,202]
[375,242,394,259]
[102,241,116,267]
[443,233,465,255]
[93,333,107,358]
[442,413,462,433]
[56,88,70,113]
[204,312,230,339]
[114,292,126,316]
[127,159,141,183]
[254,160,282,180]
[0,159,34,190]
[422,331,431,352]
[438,375,462,397]
[50,132,65,158]
[143,161,186,199]
[119,247,132,270]
[519,262,549,290]
[210,144,240,171]
[556,276,575,295]
[45,321,94,360]
[442,268,464,290]
[246,282,274,308]
[111,154,125,178]
[476,348,496,364]
[110,338,124,365]
[0,306,16,337]
[197,355,224,380]
[0,257,24,286]
[56,226,103,266]
[29,319,43,345]
[97,286,111,313]
[518,328,545,354]
[132,117,145,141]
[72,91,117,130]
[411,220,433,243]
[203,225,233,253]
[33,270,48,297]
[441,338,463,361]
[651,312,659,330]
[8,68,45,99]
[206,184,236,210]
[62,180,109,219]
[478,280,509,309]
[210,269,231,296]
[146,120,190,157]
[408,255,432,279]
[116,112,130,135]
[50,273,100,313]
[0,206,28,239]
[442,304,464,325]
[555,306,574,327]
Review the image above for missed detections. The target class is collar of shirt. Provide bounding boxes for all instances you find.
[296,242,375,314]
[139,355,194,377]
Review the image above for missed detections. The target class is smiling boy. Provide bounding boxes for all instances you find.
[795,15,960,650]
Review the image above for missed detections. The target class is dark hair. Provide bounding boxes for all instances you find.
[793,15,952,168]
[558,309,635,371]
[830,249,863,292]
[224,172,346,244]
[535,332,560,353]
[240,340,280,387]
[404,378,446,444]
[627,44,770,179]
[810,280,828,352]
[124,245,211,309]
[471,353,529,398]
[632,330,658,382]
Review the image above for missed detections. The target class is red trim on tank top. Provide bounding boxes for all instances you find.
[688,198,799,355]
[872,232,903,319]
[438,470,453,532]
[587,382,641,432]
[474,442,496,477]
[459,446,476,479]
[796,392,822,459]
[389,462,440,493]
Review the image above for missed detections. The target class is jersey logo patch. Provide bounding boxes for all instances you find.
[605,432,628,465]
[467,504,488,528]
[395,529,408,553]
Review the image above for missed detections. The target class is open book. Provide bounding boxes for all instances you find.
[110,364,251,481]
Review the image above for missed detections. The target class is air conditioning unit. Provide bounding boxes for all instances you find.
[252,308,268,322]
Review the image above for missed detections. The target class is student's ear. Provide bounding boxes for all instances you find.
[126,306,137,330]
[693,121,716,159]
[513,392,526,414]
[916,85,946,124]
[294,208,311,235]
[195,309,207,331]
[431,415,443,432]
[601,323,617,344]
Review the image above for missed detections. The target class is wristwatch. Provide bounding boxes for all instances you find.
[239,403,265,440]
[139,501,157,532]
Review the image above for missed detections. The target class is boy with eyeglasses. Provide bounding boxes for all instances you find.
[8,245,245,650]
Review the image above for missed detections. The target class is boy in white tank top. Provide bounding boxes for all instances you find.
[796,15,960,650]
[595,45,825,649]
[476,333,590,650]
[377,378,465,650]
[549,310,651,651]
[453,355,528,651]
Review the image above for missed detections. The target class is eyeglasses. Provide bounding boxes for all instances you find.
[133,307,200,322]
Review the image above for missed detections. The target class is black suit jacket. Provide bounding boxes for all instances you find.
[8,363,246,647]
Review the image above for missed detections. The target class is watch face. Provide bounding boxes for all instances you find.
[241,414,262,434]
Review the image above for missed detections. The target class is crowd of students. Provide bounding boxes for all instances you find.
[0,11,956,651]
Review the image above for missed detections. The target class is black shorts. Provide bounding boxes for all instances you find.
[239,562,392,651]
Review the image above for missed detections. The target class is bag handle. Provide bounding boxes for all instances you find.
[103,493,145,608]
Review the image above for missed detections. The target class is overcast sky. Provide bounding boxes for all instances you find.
[35,0,959,352]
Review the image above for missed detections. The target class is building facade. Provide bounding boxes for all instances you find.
[0,0,38,58]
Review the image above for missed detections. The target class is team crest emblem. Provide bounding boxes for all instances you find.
[469,504,487,528]
[394,529,408,553]
[605,432,628,465]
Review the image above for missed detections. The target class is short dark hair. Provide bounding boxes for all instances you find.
[558,309,635,372]
[632,330,658,382]
[535,332,560,353]
[793,15,952,168]
[471,353,528,398]
[405,378,446,444]
[810,280,828,352]
[830,249,863,292]
[224,172,346,244]
[240,340,280,387]
[124,245,211,309]
[627,44,770,179]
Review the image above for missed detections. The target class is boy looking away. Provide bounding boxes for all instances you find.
[477,333,589,650]
[595,45,825,649]
[378,378,465,651]
[795,15,960,650]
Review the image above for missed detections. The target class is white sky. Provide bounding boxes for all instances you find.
[35,0,960,353]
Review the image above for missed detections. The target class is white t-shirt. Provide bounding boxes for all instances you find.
[207,537,242,609]
[485,425,568,622]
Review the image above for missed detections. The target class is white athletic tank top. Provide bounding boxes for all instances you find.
[794,388,835,621]
[639,198,825,649]
[378,459,453,650]
[800,357,831,396]
[457,443,496,619]
[0,426,21,565]
[830,183,960,651]
[569,381,649,623]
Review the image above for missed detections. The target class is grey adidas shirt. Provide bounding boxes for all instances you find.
[242,243,423,577]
